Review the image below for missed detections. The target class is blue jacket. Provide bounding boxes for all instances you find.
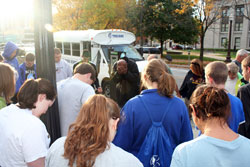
[228,93,245,132]
[19,63,37,85]
[2,42,22,93]
[113,89,193,158]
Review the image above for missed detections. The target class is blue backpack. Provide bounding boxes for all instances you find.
[138,97,174,167]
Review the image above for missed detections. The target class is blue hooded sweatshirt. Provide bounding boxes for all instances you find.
[2,42,22,93]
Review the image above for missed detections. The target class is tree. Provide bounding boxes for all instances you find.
[52,0,85,30]
[171,7,199,45]
[53,0,138,31]
[192,0,229,61]
[142,0,198,55]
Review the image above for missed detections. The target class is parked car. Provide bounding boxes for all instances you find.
[135,47,161,60]
[172,44,184,50]
[185,45,194,50]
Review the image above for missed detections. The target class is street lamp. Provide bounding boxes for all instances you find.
[139,0,144,56]
[225,12,233,62]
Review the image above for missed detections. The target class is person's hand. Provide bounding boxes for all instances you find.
[117,60,127,75]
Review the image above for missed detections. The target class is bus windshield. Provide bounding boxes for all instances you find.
[102,45,143,62]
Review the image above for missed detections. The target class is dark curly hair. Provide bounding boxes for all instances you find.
[63,94,120,167]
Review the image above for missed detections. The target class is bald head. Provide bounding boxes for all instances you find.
[117,59,128,74]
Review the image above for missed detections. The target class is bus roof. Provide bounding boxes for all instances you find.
[54,29,136,45]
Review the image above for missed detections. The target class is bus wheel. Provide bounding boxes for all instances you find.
[103,81,111,98]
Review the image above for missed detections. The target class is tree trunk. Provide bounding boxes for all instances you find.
[200,34,204,62]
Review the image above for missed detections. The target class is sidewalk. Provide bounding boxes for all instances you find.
[182,50,226,61]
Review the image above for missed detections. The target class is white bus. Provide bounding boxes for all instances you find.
[53,29,147,96]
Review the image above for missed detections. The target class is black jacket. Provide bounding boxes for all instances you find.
[111,57,140,107]
[237,84,250,138]
[179,70,205,100]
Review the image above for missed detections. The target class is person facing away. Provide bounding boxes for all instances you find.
[171,85,250,167]
[237,56,250,139]
[46,94,143,167]
[205,61,244,133]
[0,63,15,109]
[225,62,245,96]
[111,56,140,107]
[147,55,181,97]
[20,53,37,85]
[54,48,72,82]
[179,59,205,105]
[57,63,96,136]
[73,50,103,94]
[2,41,22,102]
[0,78,56,167]
[113,59,193,167]
[233,49,249,74]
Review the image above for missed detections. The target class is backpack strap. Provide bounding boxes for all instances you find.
[139,96,173,123]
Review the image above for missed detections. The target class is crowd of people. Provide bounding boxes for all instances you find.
[0,41,250,167]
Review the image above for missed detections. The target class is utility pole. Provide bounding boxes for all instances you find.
[34,0,61,143]
[139,0,144,56]
[226,19,233,62]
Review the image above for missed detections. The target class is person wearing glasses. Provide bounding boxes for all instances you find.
[179,59,205,109]
[171,85,250,167]
[46,95,143,167]
[57,63,96,136]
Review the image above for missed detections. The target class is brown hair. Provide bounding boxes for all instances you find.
[189,85,230,124]
[64,94,120,167]
[190,59,204,76]
[0,63,15,103]
[142,59,176,97]
[54,48,61,54]
[74,62,96,82]
[242,56,250,69]
[25,53,35,61]
[17,78,56,109]
[205,61,228,84]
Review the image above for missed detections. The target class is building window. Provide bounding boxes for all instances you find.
[221,37,227,47]
[221,23,229,32]
[236,5,244,17]
[235,23,243,31]
[235,37,241,48]
[222,8,228,17]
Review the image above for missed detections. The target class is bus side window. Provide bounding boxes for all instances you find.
[56,42,62,52]
[83,41,91,53]
[72,43,80,57]
[64,42,71,55]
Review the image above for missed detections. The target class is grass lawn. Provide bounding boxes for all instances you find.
[162,54,222,66]
[190,50,237,58]
[164,54,218,61]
